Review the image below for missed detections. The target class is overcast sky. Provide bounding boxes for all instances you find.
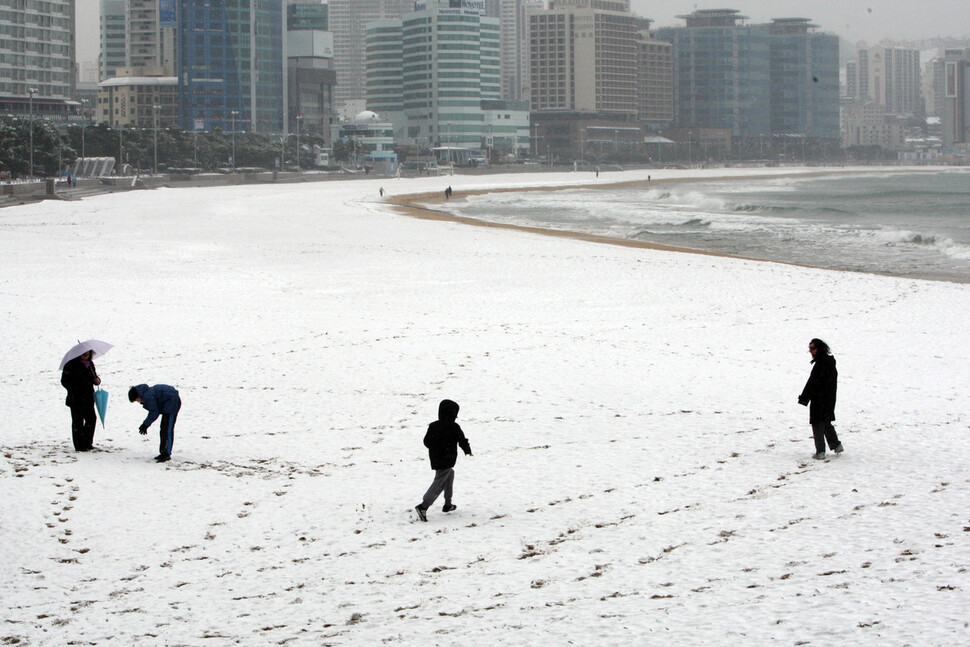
[631,0,969,42]
[74,0,969,68]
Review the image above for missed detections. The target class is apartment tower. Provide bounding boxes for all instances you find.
[0,0,76,103]
[329,0,406,118]
[529,0,639,116]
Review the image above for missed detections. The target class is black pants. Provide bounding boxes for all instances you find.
[70,402,96,451]
[812,421,841,455]
[158,397,181,457]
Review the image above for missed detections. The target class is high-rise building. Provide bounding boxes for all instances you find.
[942,48,970,152]
[845,60,858,100]
[529,0,639,116]
[657,9,771,138]
[287,0,337,139]
[0,0,76,106]
[127,0,177,74]
[100,0,127,81]
[768,18,839,138]
[329,0,406,118]
[409,0,500,147]
[365,0,529,159]
[499,0,542,102]
[636,18,673,127]
[923,57,944,119]
[852,43,922,116]
[527,0,641,160]
[177,0,286,134]
[364,19,402,120]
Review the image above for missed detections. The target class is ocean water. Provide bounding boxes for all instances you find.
[447,170,970,283]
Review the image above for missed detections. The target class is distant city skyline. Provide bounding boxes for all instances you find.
[73,0,968,69]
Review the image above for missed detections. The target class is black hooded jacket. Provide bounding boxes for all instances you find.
[799,353,837,423]
[423,399,472,470]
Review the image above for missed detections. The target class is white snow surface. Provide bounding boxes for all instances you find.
[2,167,969,646]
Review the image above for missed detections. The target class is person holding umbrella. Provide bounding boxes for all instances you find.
[60,340,111,451]
[61,350,101,451]
[128,384,181,463]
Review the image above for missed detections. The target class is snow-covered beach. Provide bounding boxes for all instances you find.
[2,167,969,645]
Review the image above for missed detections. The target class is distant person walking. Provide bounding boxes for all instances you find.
[444,185,453,199]
[798,339,843,460]
[129,384,182,463]
[415,399,472,521]
[61,350,101,451]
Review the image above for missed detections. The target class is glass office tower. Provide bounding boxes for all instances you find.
[177,0,285,134]
[657,9,770,138]
[769,18,839,139]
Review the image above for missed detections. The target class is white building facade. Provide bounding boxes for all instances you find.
[365,0,530,158]
[0,0,76,102]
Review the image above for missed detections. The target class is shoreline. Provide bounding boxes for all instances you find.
[387,169,970,285]
[388,173,808,261]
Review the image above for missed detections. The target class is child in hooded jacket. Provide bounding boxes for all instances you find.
[415,399,472,521]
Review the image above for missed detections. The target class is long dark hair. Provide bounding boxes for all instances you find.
[810,338,832,355]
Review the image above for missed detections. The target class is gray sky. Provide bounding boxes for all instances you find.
[75,0,969,68]
[631,0,969,42]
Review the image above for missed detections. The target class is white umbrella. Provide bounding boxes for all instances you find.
[59,339,113,370]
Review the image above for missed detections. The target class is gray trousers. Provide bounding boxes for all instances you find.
[421,468,455,508]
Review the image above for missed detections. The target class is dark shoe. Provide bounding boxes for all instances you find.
[415,505,427,522]
[833,443,844,454]
[812,452,826,460]
[154,454,171,463]
[442,504,457,513]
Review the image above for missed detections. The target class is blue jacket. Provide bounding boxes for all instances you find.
[133,383,181,428]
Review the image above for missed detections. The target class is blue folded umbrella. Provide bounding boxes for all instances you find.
[94,387,108,428]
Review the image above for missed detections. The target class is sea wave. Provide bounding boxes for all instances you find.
[871,229,970,259]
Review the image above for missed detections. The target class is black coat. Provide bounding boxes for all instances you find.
[61,357,98,408]
[799,353,837,423]
[424,419,472,470]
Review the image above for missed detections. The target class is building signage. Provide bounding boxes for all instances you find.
[415,0,485,10]
[160,0,176,27]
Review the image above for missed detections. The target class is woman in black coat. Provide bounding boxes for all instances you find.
[798,338,843,459]
[61,350,101,451]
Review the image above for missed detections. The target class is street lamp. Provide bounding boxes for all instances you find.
[295,113,303,172]
[80,99,89,169]
[230,110,239,170]
[153,105,160,175]
[28,87,38,178]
